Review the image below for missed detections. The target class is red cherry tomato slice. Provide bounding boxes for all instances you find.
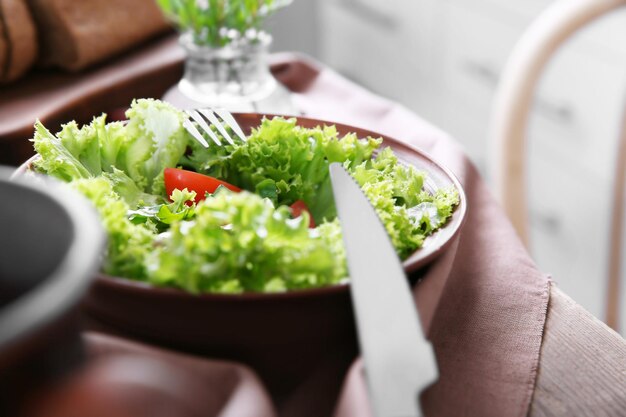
[164,168,241,202]
[290,200,315,228]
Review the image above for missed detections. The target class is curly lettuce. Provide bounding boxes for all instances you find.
[30,103,460,294]
[184,117,459,259]
[185,117,381,223]
[33,98,190,205]
[147,189,343,293]
[70,177,155,280]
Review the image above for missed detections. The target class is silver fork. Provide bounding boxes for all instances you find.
[182,108,247,148]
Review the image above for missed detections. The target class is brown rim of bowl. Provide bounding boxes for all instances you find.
[18,113,467,301]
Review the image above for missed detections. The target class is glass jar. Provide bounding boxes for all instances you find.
[163,30,296,114]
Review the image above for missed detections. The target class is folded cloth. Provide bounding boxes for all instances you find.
[271,54,550,417]
[0,0,37,82]
[26,0,170,71]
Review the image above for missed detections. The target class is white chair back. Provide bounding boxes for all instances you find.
[489,0,626,330]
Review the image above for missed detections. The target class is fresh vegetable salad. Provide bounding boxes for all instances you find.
[32,99,458,294]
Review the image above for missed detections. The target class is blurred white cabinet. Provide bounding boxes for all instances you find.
[318,0,444,122]
[318,0,626,326]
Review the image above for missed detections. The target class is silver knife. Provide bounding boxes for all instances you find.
[329,163,438,417]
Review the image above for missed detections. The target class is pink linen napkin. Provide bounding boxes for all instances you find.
[271,54,550,417]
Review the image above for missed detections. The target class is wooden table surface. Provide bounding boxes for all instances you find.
[1,35,624,417]
[531,285,626,417]
[0,35,183,165]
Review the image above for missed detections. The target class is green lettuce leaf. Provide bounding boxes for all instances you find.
[70,177,155,279]
[32,121,93,182]
[128,188,197,231]
[184,117,381,223]
[33,98,190,201]
[32,104,460,294]
[122,98,189,195]
[183,117,458,259]
[101,168,161,208]
[146,189,343,293]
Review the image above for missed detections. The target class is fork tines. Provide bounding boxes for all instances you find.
[183,108,247,148]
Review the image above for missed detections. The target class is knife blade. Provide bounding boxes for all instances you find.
[329,163,438,417]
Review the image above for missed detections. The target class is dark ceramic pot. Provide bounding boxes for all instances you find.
[0,168,105,416]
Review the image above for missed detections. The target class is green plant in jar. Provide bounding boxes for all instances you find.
[156,0,293,47]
